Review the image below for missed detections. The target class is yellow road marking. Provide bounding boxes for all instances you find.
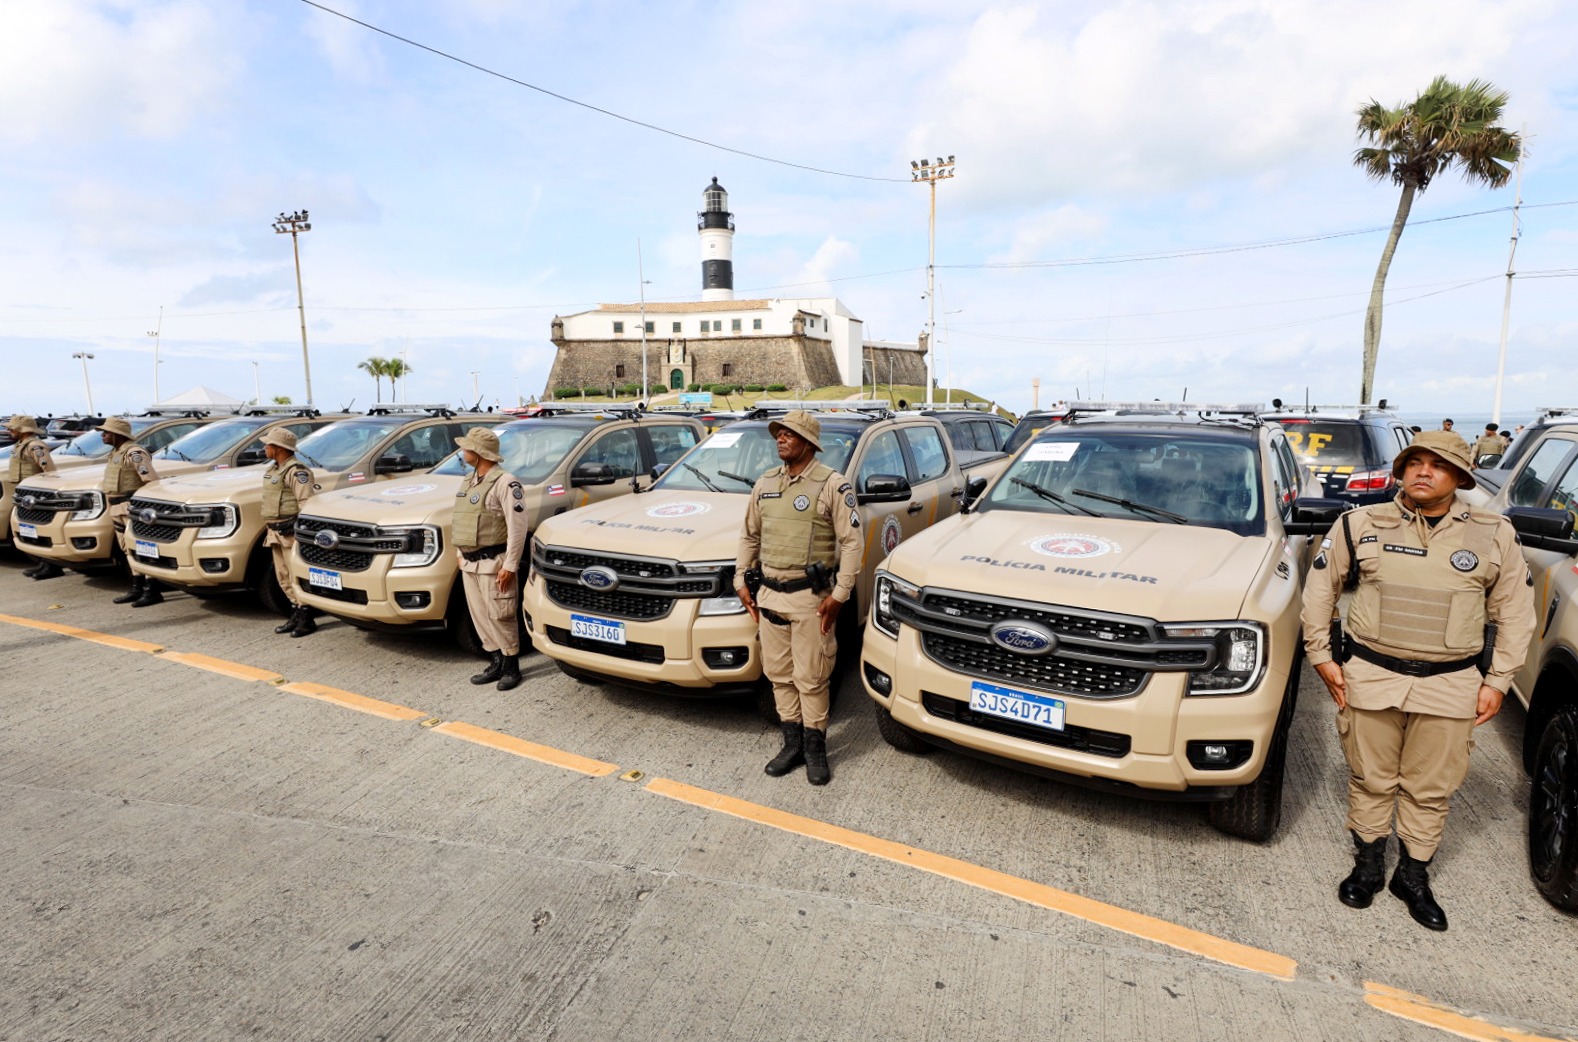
[279,681,427,722]
[1364,982,1569,1042]
[0,612,163,653]
[161,652,282,684]
[433,720,619,777]
[645,777,1296,981]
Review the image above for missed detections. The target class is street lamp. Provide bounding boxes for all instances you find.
[251,361,262,405]
[637,239,651,407]
[470,370,481,404]
[911,154,957,406]
[943,307,964,405]
[147,305,163,403]
[72,352,96,414]
[272,209,313,406]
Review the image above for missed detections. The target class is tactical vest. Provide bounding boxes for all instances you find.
[1347,500,1502,656]
[103,442,151,497]
[261,459,310,521]
[1472,435,1507,458]
[758,462,837,570]
[7,436,47,484]
[452,468,508,548]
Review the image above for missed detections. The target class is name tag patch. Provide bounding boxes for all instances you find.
[1383,544,1426,557]
[1358,534,1377,544]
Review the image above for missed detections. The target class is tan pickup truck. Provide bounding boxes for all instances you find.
[524,401,1007,708]
[123,406,488,613]
[289,406,705,652]
[860,402,1342,841]
[11,409,335,574]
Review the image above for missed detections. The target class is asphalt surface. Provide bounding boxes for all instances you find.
[1,551,1574,1042]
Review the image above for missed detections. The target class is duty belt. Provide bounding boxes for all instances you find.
[759,571,835,595]
[460,543,508,563]
[107,495,132,505]
[759,606,792,627]
[1346,638,1480,678]
[265,520,296,534]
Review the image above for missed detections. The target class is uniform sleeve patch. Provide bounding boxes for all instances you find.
[844,492,856,508]
[837,482,852,495]
[512,487,524,500]
[849,510,860,528]
[514,505,524,513]
[1312,552,1328,570]
[295,471,310,483]
[1358,534,1377,544]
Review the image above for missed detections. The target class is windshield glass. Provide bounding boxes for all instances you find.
[430,423,591,483]
[153,418,269,463]
[292,418,409,471]
[979,430,1265,535]
[56,419,157,459]
[654,422,860,493]
[1272,420,1370,467]
[1004,414,1064,454]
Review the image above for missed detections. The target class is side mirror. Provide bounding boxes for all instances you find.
[858,473,912,503]
[374,452,413,474]
[960,475,989,511]
[1283,496,1350,536]
[1506,506,1578,554]
[235,448,267,466]
[570,461,616,487]
[650,462,671,480]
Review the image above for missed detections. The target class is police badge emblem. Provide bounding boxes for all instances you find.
[793,494,810,511]
[1450,549,1479,572]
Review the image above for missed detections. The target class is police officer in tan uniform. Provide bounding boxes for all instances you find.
[260,428,321,638]
[453,428,528,691]
[1301,430,1536,930]
[734,410,862,785]
[98,417,167,607]
[7,414,63,580]
[1470,423,1508,464]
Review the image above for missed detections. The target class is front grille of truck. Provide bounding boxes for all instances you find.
[892,587,1215,700]
[921,692,1132,758]
[294,515,410,573]
[545,625,665,665]
[533,544,724,621]
[14,503,56,525]
[129,497,219,543]
[545,580,674,621]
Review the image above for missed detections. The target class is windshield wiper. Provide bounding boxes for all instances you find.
[297,450,322,468]
[1011,477,1100,516]
[165,448,192,462]
[718,469,756,487]
[1071,488,1189,524]
[683,462,724,493]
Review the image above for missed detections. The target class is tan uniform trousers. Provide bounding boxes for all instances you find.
[110,502,133,556]
[460,557,520,656]
[758,586,836,731]
[1336,705,1475,860]
[263,530,301,608]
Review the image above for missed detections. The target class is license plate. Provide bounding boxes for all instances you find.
[969,680,1065,731]
[134,539,158,559]
[17,522,37,539]
[308,567,343,591]
[570,612,626,645]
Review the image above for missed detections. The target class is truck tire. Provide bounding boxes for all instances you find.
[248,546,293,617]
[1208,655,1299,842]
[874,702,932,754]
[444,581,484,656]
[1529,703,1578,911]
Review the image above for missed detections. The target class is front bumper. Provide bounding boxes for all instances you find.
[8,509,115,565]
[290,549,455,628]
[125,526,254,588]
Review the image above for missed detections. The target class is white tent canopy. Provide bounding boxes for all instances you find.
[149,385,247,411]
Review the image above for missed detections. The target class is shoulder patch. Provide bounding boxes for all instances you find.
[1312,552,1328,570]
[837,482,852,495]
[849,510,860,528]
[295,470,311,483]
[1358,534,1377,544]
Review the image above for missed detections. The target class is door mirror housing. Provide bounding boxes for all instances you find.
[1506,506,1578,554]
[650,462,671,480]
[1283,497,1350,536]
[570,461,616,487]
[235,448,267,467]
[858,473,912,503]
[960,475,989,512]
[374,453,413,474]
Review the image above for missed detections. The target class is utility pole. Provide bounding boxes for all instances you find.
[911,154,956,406]
[72,352,96,414]
[638,239,651,405]
[147,305,163,403]
[1492,133,1525,427]
[252,361,261,405]
[272,210,314,405]
[470,370,481,403]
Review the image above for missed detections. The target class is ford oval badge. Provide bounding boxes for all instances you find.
[139,507,158,524]
[989,620,1058,656]
[22,494,37,508]
[580,565,620,591]
[314,529,340,550]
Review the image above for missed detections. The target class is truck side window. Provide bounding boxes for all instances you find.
[1509,439,1578,508]
[857,430,906,490]
[1271,435,1299,518]
[903,426,949,483]
[580,428,642,478]
[647,425,699,466]
[141,422,201,452]
[387,425,451,469]
[1541,457,1578,519]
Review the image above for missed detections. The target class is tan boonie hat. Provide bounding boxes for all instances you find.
[1393,429,1476,489]
[97,416,133,439]
[262,427,298,451]
[455,427,502,462]
[6,414,43,435]
[768,410,822,452]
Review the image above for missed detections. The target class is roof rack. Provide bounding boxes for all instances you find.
[242,406,321,418]
[1536,406,1578,421]
[747,399,892,419]
[1066,400,1263,416]
[140,408,214,418]
[1266,398,1396,414]
[531,402,641,418]
[915,400,995,412]
[366,403,457,417]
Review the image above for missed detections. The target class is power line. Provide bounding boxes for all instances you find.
[297,0,906,183]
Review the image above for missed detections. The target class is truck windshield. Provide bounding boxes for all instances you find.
[152,418,269,463]
[56,420,158,459]
[430,423,590,484]
[980,431,1265,535]
[292,418,410,471]
[653,423,858,493]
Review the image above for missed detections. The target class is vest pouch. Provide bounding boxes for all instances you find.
[1373,582,1453,653]
[1443,589,1488,653]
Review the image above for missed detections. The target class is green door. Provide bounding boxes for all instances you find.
[670,369,684,390]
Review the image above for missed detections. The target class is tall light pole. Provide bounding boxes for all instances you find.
[470,370,481,404]
[911,154,956,406]
[72,352,96,414]
[943,307,964,405]
[637,239,651,405]
[272,209,314,406]
[147,305,163,403]
[251,361,262,405]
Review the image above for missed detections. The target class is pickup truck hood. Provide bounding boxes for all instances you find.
[534,490,747,563]
[139,465,273,502]
[303,478,462,525]
[885,511,1272,622]
[21,457,229,492]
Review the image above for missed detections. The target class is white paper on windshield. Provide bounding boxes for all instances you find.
[700,432,743,449]
[1025,441,1079,462]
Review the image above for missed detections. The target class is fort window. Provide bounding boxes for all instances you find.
[672,321,682,333]
[615,364,626,379]
[752,318,762,330]
[613,321,625,334]
[732,318,742,331]
[722,363,734,378]
[644,321,655,334]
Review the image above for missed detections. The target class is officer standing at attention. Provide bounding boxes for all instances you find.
[1470,422,1508,463]
[1438,418,1469,449]
[734,410,862,785]
[259,428,320,639]
[453,427,528,691]
[1301,431,1536,930]
[98,417,166,607]
[7,415,63,580]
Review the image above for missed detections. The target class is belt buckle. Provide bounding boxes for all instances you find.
[1399,659,1430,677]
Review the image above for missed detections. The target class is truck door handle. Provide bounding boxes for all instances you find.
[949,486,963,498]
[907,501,924,515]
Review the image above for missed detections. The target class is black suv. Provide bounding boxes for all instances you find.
[1263,403,1413,506]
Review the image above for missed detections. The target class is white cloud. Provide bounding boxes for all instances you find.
[995,204,1108,262]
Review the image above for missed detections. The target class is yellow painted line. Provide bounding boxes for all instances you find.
[646,777,1296,980]
[161,652,282,684]
[0,612,163,653]
[1364,982,1571,1042]
[433,720,619,777]
[279,681,427,722]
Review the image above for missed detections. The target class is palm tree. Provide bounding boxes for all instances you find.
[1354,76,1520,403]
[357,355,389,402]
[384,357,413,401]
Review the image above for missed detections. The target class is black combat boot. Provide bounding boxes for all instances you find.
[764,721,805,776]
[32,561,64,580]
[471,651,504,685]
[290,606,318,638]
[804,727,831,786]
[275,607,303,634]
[496,654,522,692]
[1389,843,1448,931]
[131,578,165,607]
[113,575,146,604]
[1338,831,1389,909]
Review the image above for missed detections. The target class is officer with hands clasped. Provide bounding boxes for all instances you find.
[7,414,62,580]
[1301,430,1536,930]
[99,416,168,608]
[734,410,862,785]
[260,428,321,639]
[1470,422,1509,463]
[453,427,528,692]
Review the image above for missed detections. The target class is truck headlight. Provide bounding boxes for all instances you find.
[872,570,918,639]
[698,595,746,616]
[69,491,105,521]
[391,525,442,568]
[196,504,239,539]
[1162,622,1266,695]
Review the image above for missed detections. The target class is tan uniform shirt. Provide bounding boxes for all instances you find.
[1301,492,1537,716]
[736,464,863,606]
[105,442,159,497]
[261,458,317,548]
[7,435,55,483]
[1471,433,1508,460]
[454,467,529,575]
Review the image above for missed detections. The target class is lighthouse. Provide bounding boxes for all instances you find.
[698,177,735,301]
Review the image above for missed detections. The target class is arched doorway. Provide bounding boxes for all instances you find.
[670,369,685,390]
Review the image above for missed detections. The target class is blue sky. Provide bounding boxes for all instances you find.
[3,0,1575,419]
